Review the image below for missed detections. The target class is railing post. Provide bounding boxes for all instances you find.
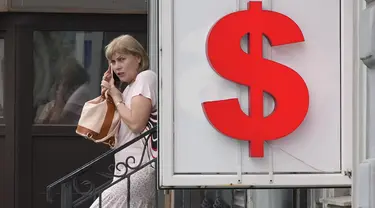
[61,181,73,208]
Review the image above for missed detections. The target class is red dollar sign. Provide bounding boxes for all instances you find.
[202,1,309,158]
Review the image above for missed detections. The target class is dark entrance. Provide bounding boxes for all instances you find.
[0,12,147,208]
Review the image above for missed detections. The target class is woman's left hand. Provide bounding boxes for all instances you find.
[106,78,123,104]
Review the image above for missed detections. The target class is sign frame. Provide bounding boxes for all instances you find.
[158,0,355,188]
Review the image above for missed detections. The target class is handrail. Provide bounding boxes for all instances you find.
[73,158,156,207]
[46,125,157,204]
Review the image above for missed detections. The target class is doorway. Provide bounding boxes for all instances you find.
[0,12,147,208]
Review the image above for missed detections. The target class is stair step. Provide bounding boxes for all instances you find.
[319,195,351,207]
[232,190,246,208]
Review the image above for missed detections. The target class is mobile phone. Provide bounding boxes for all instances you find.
[110,66,121,86]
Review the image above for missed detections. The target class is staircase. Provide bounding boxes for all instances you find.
[46,126,157,208]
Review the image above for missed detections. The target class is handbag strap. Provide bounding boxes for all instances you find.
[93,119,121,144]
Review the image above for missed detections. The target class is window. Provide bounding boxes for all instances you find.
[33,31,146,125]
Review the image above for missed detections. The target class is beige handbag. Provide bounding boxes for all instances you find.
[76,86,120,148]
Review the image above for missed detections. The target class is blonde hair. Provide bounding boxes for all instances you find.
[105,35,149,72]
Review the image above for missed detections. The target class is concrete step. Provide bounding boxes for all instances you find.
[319,195,351,208]
[232,190,246,208]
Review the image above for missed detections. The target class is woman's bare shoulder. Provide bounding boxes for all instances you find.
[138,70,157,79]
[135,70,157,84]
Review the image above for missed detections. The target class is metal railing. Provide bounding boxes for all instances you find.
[46,126,157,208]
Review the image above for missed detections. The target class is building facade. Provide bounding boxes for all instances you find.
[0,0,371,207]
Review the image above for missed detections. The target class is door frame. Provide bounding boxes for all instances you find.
[0,12,147,208]
[1,27,16,208]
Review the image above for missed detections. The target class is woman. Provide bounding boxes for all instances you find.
[90,35,157,208]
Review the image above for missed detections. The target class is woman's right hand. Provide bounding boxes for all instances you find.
[101,68,112,94]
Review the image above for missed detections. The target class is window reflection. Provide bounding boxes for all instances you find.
[33,31,146,125]
[33,32,97,124]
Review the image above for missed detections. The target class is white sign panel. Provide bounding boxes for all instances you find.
[158,0,354,188]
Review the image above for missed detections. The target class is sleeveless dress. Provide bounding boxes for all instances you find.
[90,70,158,208]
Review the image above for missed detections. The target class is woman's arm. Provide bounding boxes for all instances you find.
[107,70,156,134]
[47,83,68,123]
[113,95,152,133]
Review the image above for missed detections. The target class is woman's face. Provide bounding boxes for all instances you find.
[109,52,141,83]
